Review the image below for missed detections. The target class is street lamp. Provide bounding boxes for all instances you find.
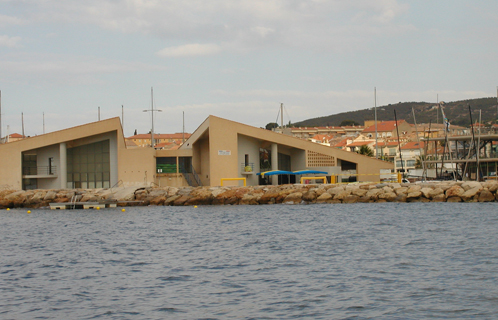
[143,87,162,148]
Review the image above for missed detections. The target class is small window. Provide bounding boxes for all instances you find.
[49,157,54,175]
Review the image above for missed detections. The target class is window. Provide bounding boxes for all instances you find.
[49,157,54,174]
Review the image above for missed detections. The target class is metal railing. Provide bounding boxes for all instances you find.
[241,163,255,173]
[22,166,57,175]
[180,164,202,187]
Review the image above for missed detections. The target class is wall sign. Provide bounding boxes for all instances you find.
[218,150,231,155]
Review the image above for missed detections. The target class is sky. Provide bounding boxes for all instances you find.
[0,0,497,137]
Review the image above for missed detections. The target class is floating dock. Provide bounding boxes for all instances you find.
[49,201,117,210]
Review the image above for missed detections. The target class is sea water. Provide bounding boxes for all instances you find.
[1,203,497,319]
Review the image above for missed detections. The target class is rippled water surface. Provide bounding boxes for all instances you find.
[1,203,498,319]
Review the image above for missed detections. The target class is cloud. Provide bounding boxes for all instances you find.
[0,53,167,84]
[156,43,222,58]
[8,0,413,53]
[0,14,25,26]
[0,35,21,48]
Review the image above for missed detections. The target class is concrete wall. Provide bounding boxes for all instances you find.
[118,147,155,187]
[237,134,260,186]
[32,144,60,189]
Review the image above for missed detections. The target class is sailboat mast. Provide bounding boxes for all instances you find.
[0,90,2,142]
[22,112,25,138]
[374,87,378,159]
[280,103,284,128]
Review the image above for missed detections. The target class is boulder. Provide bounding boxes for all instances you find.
[334,190,352,201]
[109,186,139,201]
[378,192,397,202]
[420,187,433,199]
[447,196,462,202]
[394,187,408,196]
[483,180,498,192]
[461,181,483,191]
[173,195,190,206]
[365,188,383,200]
[429,188,444,199]
[461,187,481,202]
[316,193,333,203]
[407,185,421,194]
[259,191,280,204]
[351,188,368,197]
[394,194,407,202]
[445,185,465,198]
[283,192,303,204]
[478,190,495,202]
[343,195,359,203]
[432,194,446,202]
[302,190,317,202]
[239,194,260,205]
[327,186,345,196]
[43,190,57,201]
[150,196,166,206]
[407,191,422,200]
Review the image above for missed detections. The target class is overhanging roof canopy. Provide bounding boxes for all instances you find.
[257,170,294,177]
[293,170,328,175]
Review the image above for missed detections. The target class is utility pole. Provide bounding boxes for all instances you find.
[143,87,162,148]
[98,106,101,121]
[43,112,45,134]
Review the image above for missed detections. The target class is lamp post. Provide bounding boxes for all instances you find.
[143,87,162,148]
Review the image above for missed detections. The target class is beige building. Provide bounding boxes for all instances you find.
[0,115,394,190]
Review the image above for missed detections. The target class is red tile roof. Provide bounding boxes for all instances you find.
[127,133,191,139]
[400,141,425,150]
[347,141,374,147]
[363,120,406,133]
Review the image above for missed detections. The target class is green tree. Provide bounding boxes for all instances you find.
[358,145,374,157]
[265,122,278,130]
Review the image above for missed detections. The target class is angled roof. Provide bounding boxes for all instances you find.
[182,115,394,171]
[363,120,407,133]
[401,141,425,150]
[347,141,374,147]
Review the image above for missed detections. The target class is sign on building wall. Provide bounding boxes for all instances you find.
[218,150,231,156]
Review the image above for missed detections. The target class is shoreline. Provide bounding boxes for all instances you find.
[1,180,497,209]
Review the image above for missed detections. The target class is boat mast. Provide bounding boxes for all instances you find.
[374,87,378,159]
[412,106,425,180]
[394,109,405,179]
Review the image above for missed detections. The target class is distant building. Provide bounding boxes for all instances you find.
[126,133,191,147]
[363,120,412,139]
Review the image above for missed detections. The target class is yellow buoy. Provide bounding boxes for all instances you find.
[6,208,10,211]
[121,208,126,212]
[27,210,31,214]
[96,207,100,210]
[194,205,198,208]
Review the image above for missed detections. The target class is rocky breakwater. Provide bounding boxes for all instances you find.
[1,181,498,209]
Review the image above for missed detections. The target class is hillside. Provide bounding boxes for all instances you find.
[292,97,498,128]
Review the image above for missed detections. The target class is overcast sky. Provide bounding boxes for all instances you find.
[1,0,497,137]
